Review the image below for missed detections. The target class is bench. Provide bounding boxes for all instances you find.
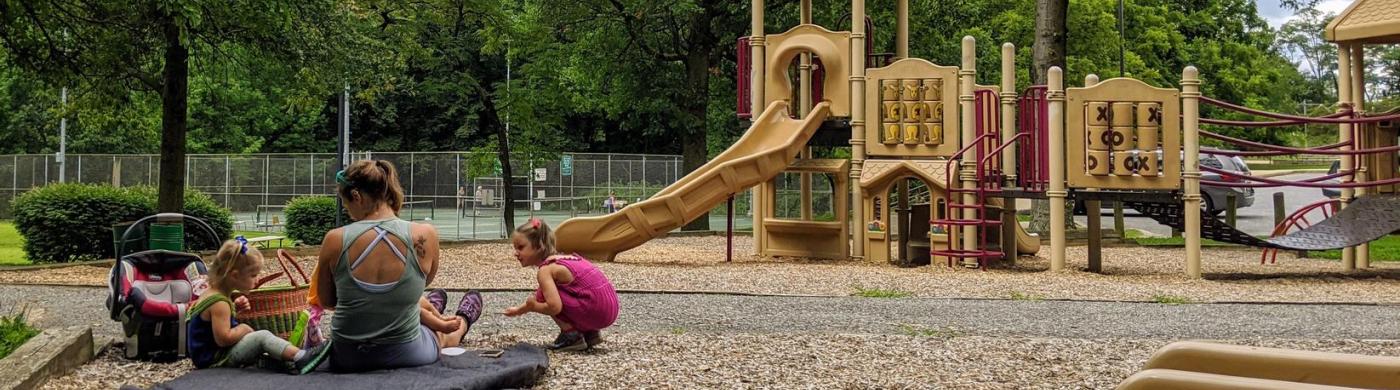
[245,235,287,249]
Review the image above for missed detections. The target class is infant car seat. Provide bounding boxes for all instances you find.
[105,213,219,361]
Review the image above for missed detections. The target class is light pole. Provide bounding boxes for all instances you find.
[58,87,67,183]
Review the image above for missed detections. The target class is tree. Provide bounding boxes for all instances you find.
[522,0,746,231]
[1029,0,1074,234]
[1033,0,1068,85]
[1,1,358,212]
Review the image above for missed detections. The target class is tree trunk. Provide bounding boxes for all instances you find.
[680,16,713,232]
[1030,0,1075,234]
[157,19,188,213]
[479,87,515,231]
[1033,0,1068,85]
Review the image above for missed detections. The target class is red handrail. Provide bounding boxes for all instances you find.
[1261,199,1341,264]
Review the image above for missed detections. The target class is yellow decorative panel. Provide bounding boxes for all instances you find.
[865,58,960,157]
[1066,78,1181,190]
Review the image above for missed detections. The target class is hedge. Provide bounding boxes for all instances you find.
[11,184,233,263]
[285,196,349,245]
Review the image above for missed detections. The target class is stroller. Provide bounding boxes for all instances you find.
[106,213,220,361]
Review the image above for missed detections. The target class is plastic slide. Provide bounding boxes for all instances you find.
[554,101,831,261]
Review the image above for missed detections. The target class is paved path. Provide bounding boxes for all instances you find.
[8,285,1397,343]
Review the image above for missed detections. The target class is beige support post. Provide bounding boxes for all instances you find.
[959,36,978,258]
[850,0,867,260]
[751,0,767,255]
[1001,43,1017,185]
[896,0,908,59]
[1048,67,1067,272]
[1182,66,1203,278]
[1351,44,1369,268]
[1337,44,1355,271]
[799,0,813,221]
[999,43,1018,261]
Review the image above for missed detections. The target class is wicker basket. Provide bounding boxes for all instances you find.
[236,249,310,343]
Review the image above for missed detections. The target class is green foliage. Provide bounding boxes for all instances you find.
[10,184,231,262]
[0,0,1363,159]
[11,184,152,262]
[0,311,39,360]
[852,287,912,298]
[284,196,348,245]
[1151,294,1192,305]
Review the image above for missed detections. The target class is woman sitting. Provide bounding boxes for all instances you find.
[314,160,474,372]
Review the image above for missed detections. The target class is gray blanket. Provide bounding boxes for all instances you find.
[148,343,548,390]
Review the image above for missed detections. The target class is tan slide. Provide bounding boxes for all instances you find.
[1015,222,1041,255]
[555,101,832,261]
[1117,341,1400,389]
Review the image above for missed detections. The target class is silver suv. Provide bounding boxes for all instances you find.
[1198,150,1255,215]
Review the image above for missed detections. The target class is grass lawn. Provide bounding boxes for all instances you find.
[1123,229,1234,247]
[0,222,29,266]
[1124,229,1400,262]
[0,221,286,267]
[1313,235,1400,262]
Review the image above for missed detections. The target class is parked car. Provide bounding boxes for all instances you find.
[1198,150,1256,216]
[1322,160,1341,199]
[1072,150,1254,216]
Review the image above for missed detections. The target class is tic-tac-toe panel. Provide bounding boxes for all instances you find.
[1067,78,1180,190]
[865,58,960,158]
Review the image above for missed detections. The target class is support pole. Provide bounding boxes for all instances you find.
[1048,67,1067,272]
[850,0,868,260]
[1084,74,1102,273]
[1351,44,1369,268]
[1337,43,1356,271]
[728,195,734,262]
[750,0,767,256]
[1182,67,1203,278]
[999,43,1018,262]
[58,87,67,183]
[1001,43,1018,186]
[896,0,908,59]
[959,37,978,262]
[336,87,350,227]
[799,0,813,221]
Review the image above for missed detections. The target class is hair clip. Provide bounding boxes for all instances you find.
[530,218,541,228]
[336,170,352,187]
[235,235,248,255]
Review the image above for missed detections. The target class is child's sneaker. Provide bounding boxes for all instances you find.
[426,288,448,314]
[290,341,332,375]
[548,331,588,352]
[583,330,603,348]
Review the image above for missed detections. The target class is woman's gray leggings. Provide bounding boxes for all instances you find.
[328,325,440,372]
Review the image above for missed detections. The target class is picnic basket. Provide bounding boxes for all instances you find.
[236,249,311,345]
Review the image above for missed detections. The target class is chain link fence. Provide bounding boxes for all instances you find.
[0,152,756,240]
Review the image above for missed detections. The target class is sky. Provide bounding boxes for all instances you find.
[1255,0,1352,29]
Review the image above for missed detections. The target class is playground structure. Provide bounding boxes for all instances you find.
[555,0,1400,280]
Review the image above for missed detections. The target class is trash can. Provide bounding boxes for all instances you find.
[148,222,184,252]
[112,221,148,259]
